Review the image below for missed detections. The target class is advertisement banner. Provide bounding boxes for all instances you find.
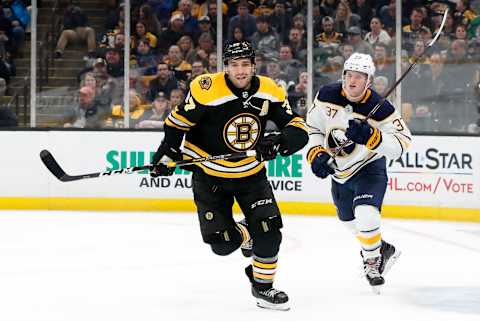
[0,131,478,215]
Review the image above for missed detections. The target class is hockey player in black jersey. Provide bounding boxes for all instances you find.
[306,53,412,293]
[150,41,308,310]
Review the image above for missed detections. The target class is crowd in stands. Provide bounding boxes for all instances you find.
[54,0,480,134]
[0,0,30,108]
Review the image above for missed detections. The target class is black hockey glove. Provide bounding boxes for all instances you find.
[345,119,381,149]
[255,132,283,162]
[311,152,335,179]
[150,142,182,177]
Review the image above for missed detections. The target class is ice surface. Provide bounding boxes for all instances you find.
[0,211,479,321]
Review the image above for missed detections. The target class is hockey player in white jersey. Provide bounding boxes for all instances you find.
[306,53,412,292]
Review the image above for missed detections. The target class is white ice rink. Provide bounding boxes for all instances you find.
[0,211,479,321]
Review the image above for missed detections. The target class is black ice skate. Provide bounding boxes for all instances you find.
[379,240,401,276]
[245,265,289,311]
[363,256,384,294]
[238,219,253,258]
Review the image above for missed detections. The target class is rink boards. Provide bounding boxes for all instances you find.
[0,131,478,221]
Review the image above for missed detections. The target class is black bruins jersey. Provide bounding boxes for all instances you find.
[306,82,412,183]
[164,72,308,178]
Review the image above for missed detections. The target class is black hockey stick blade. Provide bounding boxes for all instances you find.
[40,149,70,181]
[40,149,150,182]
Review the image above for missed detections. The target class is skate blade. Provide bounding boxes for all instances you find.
[256,299,290,311]
[371,285,382,295]
[382,250,402,276]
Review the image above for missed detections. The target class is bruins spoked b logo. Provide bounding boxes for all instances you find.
[223,113,261,151]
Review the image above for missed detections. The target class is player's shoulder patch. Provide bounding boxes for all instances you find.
[256,76,286,102]
[190,72,235,106]
[198,75,212,90]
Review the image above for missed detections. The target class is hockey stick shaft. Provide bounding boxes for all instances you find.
[40,149,257,182]
[327,9,448,165]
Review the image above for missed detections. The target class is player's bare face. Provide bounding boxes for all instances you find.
[226,58,254,89]
[344,70,368,99]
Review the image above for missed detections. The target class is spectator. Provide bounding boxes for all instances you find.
[0,106,17,127]
[270,0,292,43]
[287,27,307,62]
[80,72,98,95]
[177,35,196,64]
[454,24,468,41]
[139,4,162,38]
[147,62,179,102]
[315,16,343,46]
[194,15,216,45]
[334,0,360,36]
[158,13,186,54]
[373,75,389,97]
[378,0,396,34]
[278,44,303,84]
[410,39,430,64]
[364,16,391,47]
[131,20,158,51]
[192,32,216,65]
[346,26,373,55]
[147,0,175,27]
[55,3,95,59]
[227,0,257,41]
[105,47,124,78]
[164,44,192,80]
[351,0,374,31]
[340,43,354,60]
[320,0,338,18]
[132,39,157,76]
[373,43,394,84]
[169,88,185,108]
[176,0,198,35]
[186,59,206,87]
[250,15,280,60]
[288,71,309,116]
[0,51,15,84]
[265,57,289,90]
[64,86,102,128]
[206,0,228,39]
[1,0,26,56]
[106,89,149,128]
[402,7,427,53]
[207,52,217,73]
[454,0,477,26]
[232,26,247,42]
[291,13,307,37]
[136,91,171,129]
[105,2,124,30]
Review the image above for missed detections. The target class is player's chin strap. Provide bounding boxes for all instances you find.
[40,149,257,183]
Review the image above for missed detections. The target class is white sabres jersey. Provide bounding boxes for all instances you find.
[306,82,412,183]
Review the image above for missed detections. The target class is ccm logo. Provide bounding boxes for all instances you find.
[251,198,273,209]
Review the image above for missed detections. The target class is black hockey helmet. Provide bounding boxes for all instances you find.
[223,41,255,65]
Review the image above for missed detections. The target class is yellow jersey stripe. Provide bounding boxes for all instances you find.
[192,161,265,178]
[171,111,195,127]
[165,118,190,131]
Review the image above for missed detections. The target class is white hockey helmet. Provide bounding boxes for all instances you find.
[343,53,375,79]
[342,53,375,100]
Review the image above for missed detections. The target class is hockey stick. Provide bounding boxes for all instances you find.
[327,8,449,165]
[40,149,257,182]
